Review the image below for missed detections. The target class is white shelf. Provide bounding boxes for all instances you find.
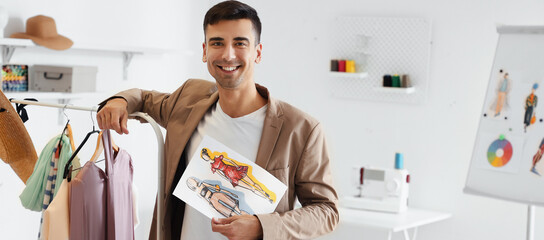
[329,71,368,78]
[3,91,105,100]
[0,38,190,80]
[0,38,34,47]
[373,86,415,94]
[0,38,180,54]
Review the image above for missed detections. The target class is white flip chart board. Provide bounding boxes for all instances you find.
[465,26,544,206]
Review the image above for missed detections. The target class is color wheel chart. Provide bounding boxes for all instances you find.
[487,135,513,167]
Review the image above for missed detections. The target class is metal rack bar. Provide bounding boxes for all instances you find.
[9,98,165,240]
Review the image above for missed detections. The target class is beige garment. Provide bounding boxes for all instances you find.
[40,179,70,240]
[100,79,339,239]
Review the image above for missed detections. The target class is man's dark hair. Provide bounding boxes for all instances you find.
[203,0,262,45]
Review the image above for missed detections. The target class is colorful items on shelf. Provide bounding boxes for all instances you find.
[330,59,356,73]
[2,64,28,92]
[383,74,411,88]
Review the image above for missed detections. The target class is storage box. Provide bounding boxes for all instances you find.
[2,64,29,92]
[30,65,98,93]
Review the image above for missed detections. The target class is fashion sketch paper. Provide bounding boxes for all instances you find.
[173,135,287,219]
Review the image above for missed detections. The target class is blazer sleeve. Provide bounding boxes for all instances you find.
[98,80,191,128]
[256,123,339,240]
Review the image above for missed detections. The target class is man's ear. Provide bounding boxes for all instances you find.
[255,43,262,64]
[202,42,207,62]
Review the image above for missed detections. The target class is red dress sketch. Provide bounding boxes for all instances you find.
[210,155,248,187]
[201,148,274,203]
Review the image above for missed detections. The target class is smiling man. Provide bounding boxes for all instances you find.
[97,1,338,239]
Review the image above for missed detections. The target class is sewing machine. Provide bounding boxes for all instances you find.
[343,165,410,213]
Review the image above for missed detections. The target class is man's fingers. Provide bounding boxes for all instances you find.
[211,218,230,233]
[121,112,129,134]
[97,112,104,130]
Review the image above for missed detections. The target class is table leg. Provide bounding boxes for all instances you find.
[412,227,418,240]
[402,227,419,240]
[403,229,411,240]
[387,231,393,240]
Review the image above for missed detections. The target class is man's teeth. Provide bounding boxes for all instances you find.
[222,66,237,71]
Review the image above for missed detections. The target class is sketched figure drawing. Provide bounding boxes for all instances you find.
[531,138,544,176]
[201,148,274,203]
[489,69,511,117]
[186,177,250,217]
[524,83,539,133]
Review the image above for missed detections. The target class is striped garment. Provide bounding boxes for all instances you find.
[38,142,62,239]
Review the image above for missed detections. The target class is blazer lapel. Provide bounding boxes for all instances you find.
[255,96,283,169]
[164,91,219,195]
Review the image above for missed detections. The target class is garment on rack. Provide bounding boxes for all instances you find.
[19,134,80,211]
[69,159,107,239]
[70,130,135,240]
[38,142,63,239]
[103,130,135,240]
[40,179,70,240]
[41,179,140,240]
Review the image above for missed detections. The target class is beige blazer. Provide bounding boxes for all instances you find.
[105,79,339,239]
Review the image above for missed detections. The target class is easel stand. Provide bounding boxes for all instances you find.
[9,98,165,240]
[527,205,535,240]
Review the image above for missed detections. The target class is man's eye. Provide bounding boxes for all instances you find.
[211,42,223,46]
[235,42,248,47]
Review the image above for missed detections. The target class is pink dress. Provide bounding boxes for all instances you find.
[69,130,134,240]
[104,130,135,240]
[69,161,107,240]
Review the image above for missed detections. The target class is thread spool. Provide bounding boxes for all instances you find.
[395,153,404,169]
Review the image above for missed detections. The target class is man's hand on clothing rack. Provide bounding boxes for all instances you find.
[97,98,130,135]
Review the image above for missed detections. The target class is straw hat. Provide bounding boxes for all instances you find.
[0,90,38,183]
[10,15,73,50]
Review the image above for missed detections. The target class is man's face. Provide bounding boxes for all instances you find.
[203,19,262,89]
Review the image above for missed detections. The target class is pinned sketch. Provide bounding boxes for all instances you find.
[487,69,511,119]
[530,137,544,176]
[186,176,252,217]
[173,135,287,219]
[475,132,524,173]
[523,83,539,133]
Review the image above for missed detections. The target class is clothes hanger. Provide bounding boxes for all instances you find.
[90,131,104,162]
[66,124,76,151]
[89,130,120,163]
[56,105,71,153]
[63,111,101,181]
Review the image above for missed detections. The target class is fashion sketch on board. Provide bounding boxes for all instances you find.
[186,177,251,217]
[531,137,544,176]
[488,69,511,119]
[201,148,275,203]
[524,83,539,133]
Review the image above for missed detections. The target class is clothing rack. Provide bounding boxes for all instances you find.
[9,98,165,240]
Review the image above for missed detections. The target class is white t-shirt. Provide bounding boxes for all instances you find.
[180,101,267,240]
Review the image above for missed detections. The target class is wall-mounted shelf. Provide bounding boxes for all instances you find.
[373,86,415,94]
[0,38,182,80]
[3,91,103,100]
[329,72,368,78]
[329,17,431,104]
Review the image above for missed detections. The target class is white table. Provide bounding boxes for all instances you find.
[339,207,452,240]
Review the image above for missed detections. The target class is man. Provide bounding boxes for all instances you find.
[97,1,338,239]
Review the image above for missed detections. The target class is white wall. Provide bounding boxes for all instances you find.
[0,0,209,239]
[1,0,544,239]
